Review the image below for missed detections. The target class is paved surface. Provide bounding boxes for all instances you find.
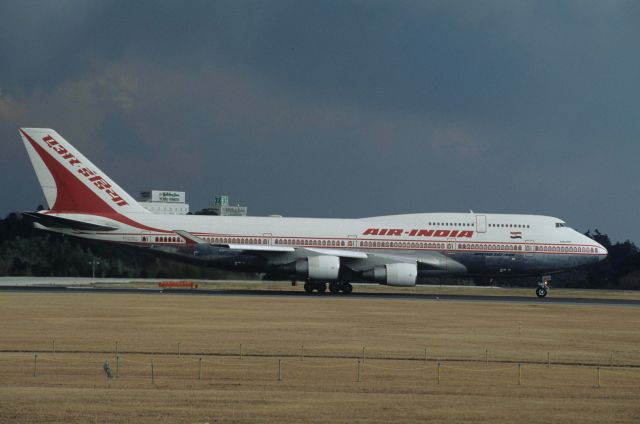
[0,276,229,286]
[1,285,639,307]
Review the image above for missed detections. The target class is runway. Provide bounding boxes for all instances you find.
[1,285,639,307]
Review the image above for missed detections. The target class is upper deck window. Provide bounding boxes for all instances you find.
[555,223,565,228]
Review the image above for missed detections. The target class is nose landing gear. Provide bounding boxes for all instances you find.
[536,277,551,298]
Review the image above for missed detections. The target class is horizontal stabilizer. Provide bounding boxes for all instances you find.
[23,212,119,232]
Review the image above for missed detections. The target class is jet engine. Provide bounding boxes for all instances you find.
[294,255,340,280]
[362,263,417,287]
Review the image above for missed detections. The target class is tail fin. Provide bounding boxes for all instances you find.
[19,128,149,215]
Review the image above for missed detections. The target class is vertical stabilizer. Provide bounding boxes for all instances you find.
[19,128,149,215]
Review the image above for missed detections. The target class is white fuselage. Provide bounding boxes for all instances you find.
[48,210,607,277]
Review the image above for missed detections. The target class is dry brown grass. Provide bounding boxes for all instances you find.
[0,292,639,423]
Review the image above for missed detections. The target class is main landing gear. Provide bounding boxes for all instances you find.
[536,277,551,298]
[304,281,353,294]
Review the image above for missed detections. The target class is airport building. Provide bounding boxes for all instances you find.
[138,190,190,215]
[211,195,247,216]
[195,195,248,216]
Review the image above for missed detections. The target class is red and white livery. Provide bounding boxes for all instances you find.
[19,128,608,297]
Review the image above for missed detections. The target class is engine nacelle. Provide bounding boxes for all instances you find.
[295,255,340,280]
[363,263,417,287]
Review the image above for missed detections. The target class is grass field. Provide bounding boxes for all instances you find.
[0,292,639,423]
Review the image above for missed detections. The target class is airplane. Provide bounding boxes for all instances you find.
[18,128,608,298]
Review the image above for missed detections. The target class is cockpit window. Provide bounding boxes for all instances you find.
[555,223,565,228]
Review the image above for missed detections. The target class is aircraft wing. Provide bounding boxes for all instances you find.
[227,244,295,252]
[219,244,367,258]
[169,230,466,277]
[174,230,296,252]
[173,230,365,258]
[174,230,209,245]
[303,247,367,259]
[173,230,459,271]
[340,250,465,273]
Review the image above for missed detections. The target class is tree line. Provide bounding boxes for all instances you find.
[1,211,639,289]
[0,212,245,280]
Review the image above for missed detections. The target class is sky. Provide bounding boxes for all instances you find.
[0,1,639,242]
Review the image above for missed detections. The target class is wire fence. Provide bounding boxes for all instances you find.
[1,341,639,368]
[1,349,639,390]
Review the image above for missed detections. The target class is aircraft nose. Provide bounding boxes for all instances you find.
[596,243,608,261]
[580,231,607,261]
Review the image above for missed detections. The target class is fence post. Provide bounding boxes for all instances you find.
[151,359,155,384]
[198,357,202,380]
[518,364,522,385]
[437,362,441,384]
[424,347,428,363]
[485,348,488,366]
[52,339,55,353]
[116,355,119,378]
[115,341,118,356]
[610,351,614,367]
[301,345,304,361]
[597,366,601,388]
[33,354,38,377]
[278,359,282,381]
[178,342,181,357]
[362,346,365,363]
[357,360,361,383]
[240,344,243,360]
[547,351,550,368]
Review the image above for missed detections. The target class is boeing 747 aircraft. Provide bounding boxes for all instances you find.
[19,128,607,297]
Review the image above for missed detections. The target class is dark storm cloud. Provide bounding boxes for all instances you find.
[0,1,639,241]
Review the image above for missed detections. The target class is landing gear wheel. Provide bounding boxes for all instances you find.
[329,282,340,294]
[536,287,547,298]
[304,282,314,294]
[341,283,353,294]
[315,282,327,293]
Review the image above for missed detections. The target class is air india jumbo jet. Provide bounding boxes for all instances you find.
[19,128,607,297]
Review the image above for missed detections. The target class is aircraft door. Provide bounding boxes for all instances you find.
[141,231,153,245]
[525,240,535,258]
[476,215,487,233]
[523,240,537,270]
[446,237,456,254]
